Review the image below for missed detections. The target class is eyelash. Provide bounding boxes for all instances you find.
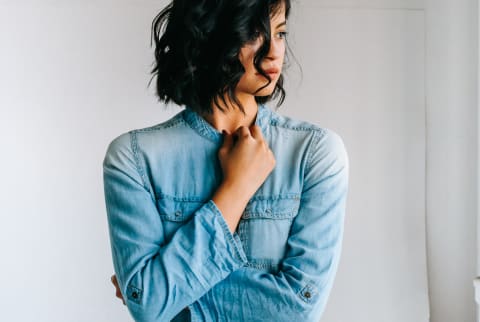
[277,31,288,39]
[246,31,288,44]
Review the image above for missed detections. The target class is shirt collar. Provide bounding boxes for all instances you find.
[182,103,270,143]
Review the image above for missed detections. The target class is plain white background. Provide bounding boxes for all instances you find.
[0,0,477,321]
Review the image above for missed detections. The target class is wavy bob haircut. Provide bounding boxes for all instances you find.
[149,0,292,116]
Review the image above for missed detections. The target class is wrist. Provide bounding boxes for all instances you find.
[212,181,251,233]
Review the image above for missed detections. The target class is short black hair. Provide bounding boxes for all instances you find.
[148,0,293,116]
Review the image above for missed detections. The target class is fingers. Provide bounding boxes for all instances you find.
[221,130,233,148]
[249,124,263,140]
[116,289,124,301]
[111,275,126,305]
[234,126,251,139]
[222,124,264,145]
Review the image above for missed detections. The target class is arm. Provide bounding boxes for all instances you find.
[102,132,248,322]
[205,128,349,321]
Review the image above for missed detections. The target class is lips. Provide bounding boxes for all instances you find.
[264,68,279,74]
[256,67,280,75]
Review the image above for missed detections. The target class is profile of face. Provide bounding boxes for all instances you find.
[235,4,287,98]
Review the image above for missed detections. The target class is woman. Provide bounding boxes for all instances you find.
[103,0,349,321]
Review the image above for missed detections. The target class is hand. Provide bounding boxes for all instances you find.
[110,274,126,305]
[218,125,276,198]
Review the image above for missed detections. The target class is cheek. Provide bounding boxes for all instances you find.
[239,46,259,70]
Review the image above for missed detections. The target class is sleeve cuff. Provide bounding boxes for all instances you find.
[206,200,248,265]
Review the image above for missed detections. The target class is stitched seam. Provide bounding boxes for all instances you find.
[207,201,246,263]
[183,112,219,143]
[129,130,153,198]
[246,194,300,202]
[245,261,279,270]
[305,129,327,176]
[156,194,205,202]
[248,195,300,201]
[241,212,297,219]
[156,193,301,201]
[134,118,185,132]
[269,116,325,132]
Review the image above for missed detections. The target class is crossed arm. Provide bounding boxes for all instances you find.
[104,129,349,321]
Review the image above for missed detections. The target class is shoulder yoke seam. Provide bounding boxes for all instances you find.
[129,130,154,198]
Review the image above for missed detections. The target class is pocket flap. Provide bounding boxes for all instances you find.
[157,197,204,222]
[242,195,300,219]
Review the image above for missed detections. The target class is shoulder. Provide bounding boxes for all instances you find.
[103,109,186,161]
[305,127,349,186]
[268,108,324,134]
[268,108,348,177]
[103,130,133,167]
[268,108,347,160]
[309,127,348,165]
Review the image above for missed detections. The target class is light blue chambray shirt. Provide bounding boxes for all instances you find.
[102,103,349,322]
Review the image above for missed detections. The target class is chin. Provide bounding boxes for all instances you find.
[254,84,277,96]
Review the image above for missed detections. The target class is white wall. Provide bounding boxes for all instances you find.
[424,1,478,322]
[0,2,172,321]
[285,3,429,321]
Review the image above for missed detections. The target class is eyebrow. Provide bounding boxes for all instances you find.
[276,21,287,28]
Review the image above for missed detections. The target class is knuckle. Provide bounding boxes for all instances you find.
[239,126,250,135]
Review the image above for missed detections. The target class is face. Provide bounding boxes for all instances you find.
[235,4,287,97]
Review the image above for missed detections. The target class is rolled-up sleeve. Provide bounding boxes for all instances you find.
[102,131,247,322]
[203,128,349,321]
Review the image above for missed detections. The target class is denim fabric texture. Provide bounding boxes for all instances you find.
[102,103,349,322]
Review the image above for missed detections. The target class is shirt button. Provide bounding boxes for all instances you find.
[304,291,311,298]
[175,210,181,216]
[132,291,138,299]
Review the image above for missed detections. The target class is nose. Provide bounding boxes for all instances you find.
[265,36,284,61]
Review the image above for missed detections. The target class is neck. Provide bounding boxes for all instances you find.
[201,92,259,134]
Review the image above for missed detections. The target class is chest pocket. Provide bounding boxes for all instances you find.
[237,195,301,272]
[156,197,204,243]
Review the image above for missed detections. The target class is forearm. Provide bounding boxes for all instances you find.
[103,133,249,321]
[211,180,252,233]
[199,265,339,322]
[109,199,248,322]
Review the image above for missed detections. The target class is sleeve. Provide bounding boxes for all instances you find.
[205,128,349,321]
[102,131,248,322]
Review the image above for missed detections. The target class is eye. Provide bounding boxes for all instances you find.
[276,31,288,39]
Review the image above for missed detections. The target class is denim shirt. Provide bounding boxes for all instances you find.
[102,103,349,322]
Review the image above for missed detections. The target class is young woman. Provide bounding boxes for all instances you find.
[103,0,349,321]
